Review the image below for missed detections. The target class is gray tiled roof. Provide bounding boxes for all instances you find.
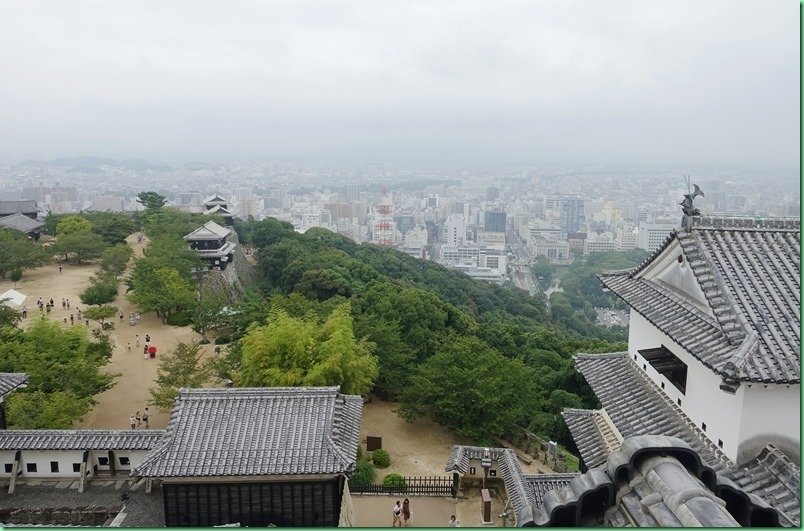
[0,372,28,398]
[445,445,533,525]
[573,352,731,472]
[724,444,801,526]
[534,435,782,527]
[522,473,579,507]
[0,200,38,215]
[0,430,165,450]
[561,409,621,469]
[601,216,800,384]
[183,220,231,240]
[134,387,362,478]
[0,213,44,233]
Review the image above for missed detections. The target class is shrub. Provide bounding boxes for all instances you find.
[166,310,192,327]
[350,459,375,486]
[382,473,406,488]
[372,448,391,468]
[356,445,364,461]
[214,335,232,345]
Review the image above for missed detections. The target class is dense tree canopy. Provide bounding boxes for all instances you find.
[236,303,378,395]
[0,228,50,278]
[56,215,93,236]
[53,231,108,264]
[398,337,542,444]
[0,318,117,428]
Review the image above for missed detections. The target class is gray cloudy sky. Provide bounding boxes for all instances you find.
[0,0,798,165]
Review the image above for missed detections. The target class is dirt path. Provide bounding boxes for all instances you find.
[360,398,555,479]
[1,233,213,430]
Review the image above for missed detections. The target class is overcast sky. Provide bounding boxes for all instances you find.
[0,0,798,165]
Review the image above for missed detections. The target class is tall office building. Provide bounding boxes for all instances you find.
[560,196,585,237]
[445,214,467,246]
[484,210,507,233]
[486,186,500,201]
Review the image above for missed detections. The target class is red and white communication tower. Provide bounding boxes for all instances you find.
[372,188,396,246]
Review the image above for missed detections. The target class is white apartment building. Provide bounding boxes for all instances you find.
[615,226,638,250]
[584,232,618,254]
[445,214,467,246]
[638,221,678,252]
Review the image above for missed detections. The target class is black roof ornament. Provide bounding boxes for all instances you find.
[681,175,705,231]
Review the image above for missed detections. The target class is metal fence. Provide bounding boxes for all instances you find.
[350,476,454,496]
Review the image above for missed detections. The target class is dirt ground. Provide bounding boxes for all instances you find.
[0,233,213,430]
[360,398,554,480]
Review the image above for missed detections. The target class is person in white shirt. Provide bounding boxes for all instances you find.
[392,500,403,527]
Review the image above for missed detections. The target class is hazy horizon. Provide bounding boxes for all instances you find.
[0,0,798,167]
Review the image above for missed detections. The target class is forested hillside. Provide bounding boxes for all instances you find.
[213,218,630,447]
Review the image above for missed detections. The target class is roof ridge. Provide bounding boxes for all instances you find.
[693,216,800,231]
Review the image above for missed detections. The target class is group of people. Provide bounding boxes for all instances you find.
[392,499,411,527]
[25,296,85,326]
[128,407,151,429]
[392,499,460,527]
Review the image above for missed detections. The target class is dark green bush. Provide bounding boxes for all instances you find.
[356,445,364,461]
[166,310,192,327]
[350,459,375,486]
[372,448,391,468]
[214,335,232,345]
[382,473,405,488]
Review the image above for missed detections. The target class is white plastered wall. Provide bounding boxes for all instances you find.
[628,312,745,461]
[737,384,800,464]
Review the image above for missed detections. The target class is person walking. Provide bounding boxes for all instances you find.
[392,501,403,527]
[135,334,140,347]
[135,411,141,428]
[143,407,150,429]
[119,312,124,322]
[145,334,151,343]
[449,515,460,527]
[402,498,411,527]
[66,298,70,309]
[61,298,66,309]
[77,308,82,320]
[127,342,131,351]
[129,414,136,429]
[58,265,62,274]
[21,306,27,318]
[70,313,74,325]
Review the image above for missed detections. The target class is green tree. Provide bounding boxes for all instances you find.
[236,303,378,395]
[54,231,108,263]
[0,318,117,427]
[0,303,20,327]
[129,267,195,321]
[149,341,211,411]
[7,390,93,429]
[398,337,541,444]
[80,280,118,306]
[136,191,167,211]
[99,244,134,275]
[190,282,227,342]
[0,229,51,278]
[84,305,117,324]
[56,215,93,236]
[83,211,136,244]
[531,257,557,285]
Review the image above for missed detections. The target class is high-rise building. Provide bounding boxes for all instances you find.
[560,196,585,237]
[486,187,500,201]
[484,210,507,233]
[371,192,396,246]
[445,214,466,246]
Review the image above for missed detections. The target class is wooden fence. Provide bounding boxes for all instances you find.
[350,476,454,496]
[508,428,580,473]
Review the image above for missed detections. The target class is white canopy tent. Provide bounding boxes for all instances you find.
[0,289,26,308]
